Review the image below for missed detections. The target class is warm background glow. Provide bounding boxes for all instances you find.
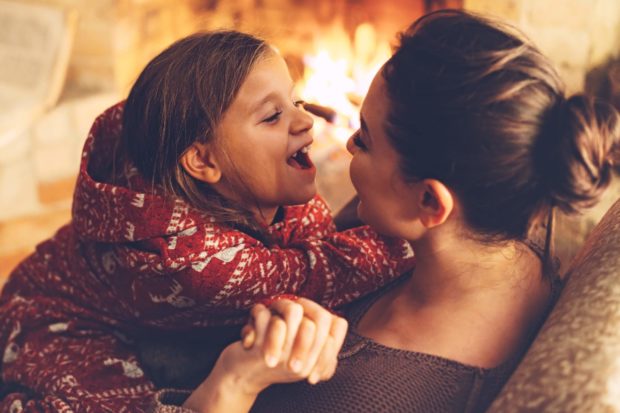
[2,0,620,285]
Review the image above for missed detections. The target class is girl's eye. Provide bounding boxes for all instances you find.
[263,110,282,123]
[353,133,367,150]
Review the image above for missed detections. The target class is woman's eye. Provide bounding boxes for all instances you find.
[353,133,367,150]
[263,110,282,123]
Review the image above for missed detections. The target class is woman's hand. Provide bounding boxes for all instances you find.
[243,297,348,385]
[182,298,348,413]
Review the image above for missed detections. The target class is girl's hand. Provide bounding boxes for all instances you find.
[242,298,348,385]
[182,299,347,413]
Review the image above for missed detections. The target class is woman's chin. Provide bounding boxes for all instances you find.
[357,202,404,238]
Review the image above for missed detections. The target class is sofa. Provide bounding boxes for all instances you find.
[488,197,620,412]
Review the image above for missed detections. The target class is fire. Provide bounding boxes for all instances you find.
[296,23,391,152]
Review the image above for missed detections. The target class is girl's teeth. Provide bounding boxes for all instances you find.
[301,146,309,153]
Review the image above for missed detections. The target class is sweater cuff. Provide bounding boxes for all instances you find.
[149,389,194,413]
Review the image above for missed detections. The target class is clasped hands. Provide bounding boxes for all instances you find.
[241,297,348,388]
[183,297,348,413]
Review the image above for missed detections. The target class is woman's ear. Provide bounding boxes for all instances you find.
[180,142,222,184]
[418,179,454,228]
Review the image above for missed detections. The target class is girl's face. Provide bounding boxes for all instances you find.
[347,72,422,239]
[215,52,316,223]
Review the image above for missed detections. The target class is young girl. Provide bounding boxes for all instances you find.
[0,31,413,411]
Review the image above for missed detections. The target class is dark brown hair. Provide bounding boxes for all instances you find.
[383,10,620,244]
[119,31,271,235]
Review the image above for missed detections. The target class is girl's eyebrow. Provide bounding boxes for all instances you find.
[249,83,296,114]
[249,92,279,114]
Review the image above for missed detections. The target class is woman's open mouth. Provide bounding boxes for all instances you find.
[287,145,314,170]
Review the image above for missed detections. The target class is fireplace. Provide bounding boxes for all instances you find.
[2,0,620,277]
[113,0,462,210]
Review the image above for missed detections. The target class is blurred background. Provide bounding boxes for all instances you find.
[2,0,620,286]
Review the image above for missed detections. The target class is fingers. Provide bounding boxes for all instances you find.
[307,316,348,384]
[287,298,334,373]
[249,304,271,349]
[300,312,331,376]
[288,317,316,373]
[245,298,349,386]
[262,316,287,367]
[307,335,336,384]
[241,324,255,349]
[268,299,304,359]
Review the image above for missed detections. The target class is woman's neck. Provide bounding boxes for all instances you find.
[357,228,550,368]
[403,231,540,305]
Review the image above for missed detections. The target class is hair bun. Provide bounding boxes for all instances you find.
[536,95,620,214]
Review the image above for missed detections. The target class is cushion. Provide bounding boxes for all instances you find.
[488,198,620,412]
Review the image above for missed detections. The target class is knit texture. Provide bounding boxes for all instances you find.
[150,279,522,413]
[0,102,414,411]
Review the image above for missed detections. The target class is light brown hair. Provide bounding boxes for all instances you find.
[118,31,272,236]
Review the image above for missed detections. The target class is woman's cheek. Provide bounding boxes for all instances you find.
[348,157,364,195]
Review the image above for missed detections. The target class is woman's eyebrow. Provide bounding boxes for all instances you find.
[360,116,371,143]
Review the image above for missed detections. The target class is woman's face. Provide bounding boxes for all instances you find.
[347,72,422,239]
[215,52,316,222]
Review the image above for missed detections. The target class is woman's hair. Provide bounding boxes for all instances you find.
[119,31,271,235]
[383,10,620,242]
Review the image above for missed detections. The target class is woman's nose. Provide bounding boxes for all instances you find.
[346,131,359,155]
[291,106,314,135]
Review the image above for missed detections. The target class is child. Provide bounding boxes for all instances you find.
[0,31,413,411]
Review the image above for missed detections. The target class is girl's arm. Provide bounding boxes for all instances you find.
[105,195,413,327]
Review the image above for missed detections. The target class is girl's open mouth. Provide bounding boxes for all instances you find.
[287,146,314,170]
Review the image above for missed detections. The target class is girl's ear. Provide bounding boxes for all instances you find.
[418,179,454,228]
[180,142,222,184]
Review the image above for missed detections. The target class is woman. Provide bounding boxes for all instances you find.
[153,9,620,413]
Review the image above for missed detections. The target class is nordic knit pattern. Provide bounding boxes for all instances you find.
[0,102,415,412]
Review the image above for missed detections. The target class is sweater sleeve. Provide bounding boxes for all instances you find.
[148,390,194,413]
[98,196,415,328]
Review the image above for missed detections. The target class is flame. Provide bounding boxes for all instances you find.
[296,22,391,153]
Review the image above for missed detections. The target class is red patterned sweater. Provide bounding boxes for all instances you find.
[0,103,414,412]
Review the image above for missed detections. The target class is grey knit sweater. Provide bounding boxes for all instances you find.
[149,278,536,413]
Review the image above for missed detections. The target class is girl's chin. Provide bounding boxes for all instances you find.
[285,188,317,206]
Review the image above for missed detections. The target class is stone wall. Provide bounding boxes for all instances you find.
[464,0,620,269]
[1,0,620,276]
[15,0,429,96]
[0,0,429,224]
[464,0,620,94]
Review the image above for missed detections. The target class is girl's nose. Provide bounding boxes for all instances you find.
[291,106,314,135]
